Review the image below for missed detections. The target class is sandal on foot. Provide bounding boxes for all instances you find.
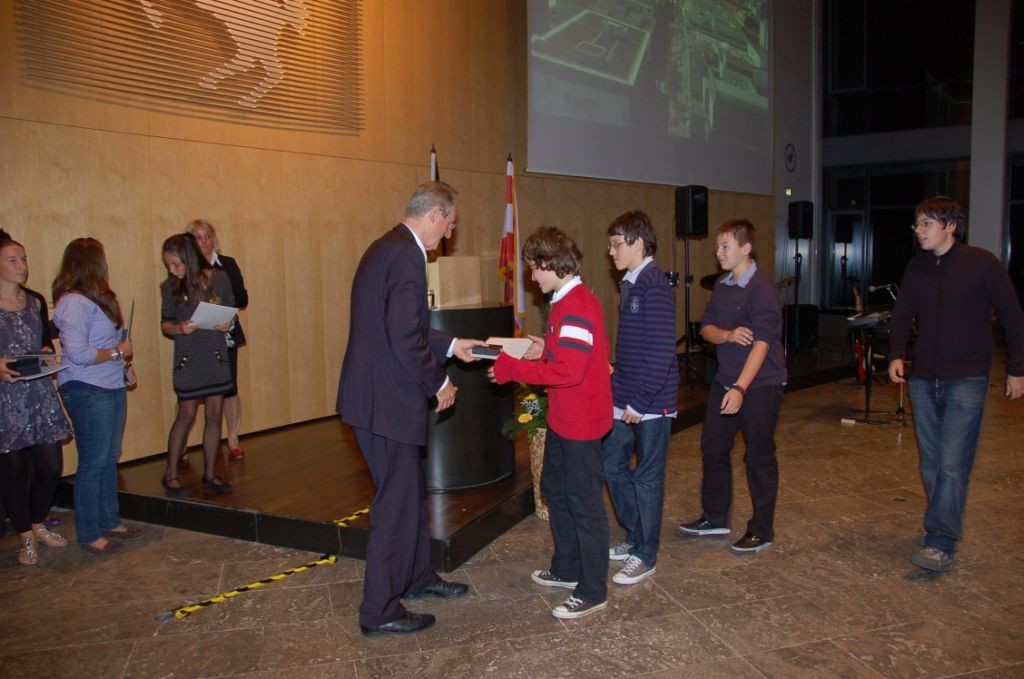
[81,540,122,556]
[202,476,232,493]
[33,526,67,548]
[161,477,185,498]
[103,525,145,540]
[18,537,38,565]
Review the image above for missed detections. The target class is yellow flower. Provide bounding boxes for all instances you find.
[518,413,533,424]
[524,393,538,401]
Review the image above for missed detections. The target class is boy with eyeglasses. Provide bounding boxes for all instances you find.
[603,210,678,585]
[888,195,1024,572]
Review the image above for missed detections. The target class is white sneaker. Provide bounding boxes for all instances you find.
[612,555,656,585]
[608,541,634,561]
[552,596,607,619]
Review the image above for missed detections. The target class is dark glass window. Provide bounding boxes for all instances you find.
[824,0,976,136]
[821,161,970,311]
[1011,0,1024,118]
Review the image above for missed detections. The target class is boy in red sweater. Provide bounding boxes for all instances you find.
[490,226,613,619]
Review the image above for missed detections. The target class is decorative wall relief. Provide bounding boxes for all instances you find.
[16,0,363,133]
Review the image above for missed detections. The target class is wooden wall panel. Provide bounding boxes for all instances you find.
[0,1,776,469]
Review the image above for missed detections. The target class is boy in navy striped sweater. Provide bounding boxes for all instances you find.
[603,211,679,585]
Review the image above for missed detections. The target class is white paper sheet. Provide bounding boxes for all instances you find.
[190,301,238,330]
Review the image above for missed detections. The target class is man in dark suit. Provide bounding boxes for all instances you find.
[337,181,484,635]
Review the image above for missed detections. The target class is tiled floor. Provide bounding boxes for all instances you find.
[2,375,1023,678]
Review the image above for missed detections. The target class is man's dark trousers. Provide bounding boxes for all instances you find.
[354,427,438,626]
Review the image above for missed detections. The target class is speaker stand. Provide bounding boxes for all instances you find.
[788,239,803,357]
[674,233,702,384]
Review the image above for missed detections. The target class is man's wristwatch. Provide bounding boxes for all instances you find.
[109,348,121,361]
[726,383,747,395]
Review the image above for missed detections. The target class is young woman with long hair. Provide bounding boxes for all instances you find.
[52,237,138,556]
[0,229,73,565]
[159,233,235,496]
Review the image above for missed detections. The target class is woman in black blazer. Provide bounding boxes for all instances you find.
[186,220,249,460]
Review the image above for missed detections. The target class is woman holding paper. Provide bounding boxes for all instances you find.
[159,234,235,496]
[52,237,137,556]
[186,219,249,461]
[0,229,73,565]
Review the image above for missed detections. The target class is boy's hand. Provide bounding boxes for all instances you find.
[523,335,545,361]
[726,326,753,346]
[720,387,743,415]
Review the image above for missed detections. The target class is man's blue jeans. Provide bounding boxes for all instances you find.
[909,376,989,555]
[602,417,671,566]
[60,385,127,545]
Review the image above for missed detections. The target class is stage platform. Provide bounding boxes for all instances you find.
[56,348,851,572]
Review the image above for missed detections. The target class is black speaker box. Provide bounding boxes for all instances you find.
[783,303,819,350]
[788,201,813,240]
[675,185,708,237]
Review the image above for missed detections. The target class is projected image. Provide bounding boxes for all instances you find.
[528,0,771,194]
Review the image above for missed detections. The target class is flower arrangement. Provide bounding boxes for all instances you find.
[502,388,548,440]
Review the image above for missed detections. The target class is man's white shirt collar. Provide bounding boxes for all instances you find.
[403,223,428,261]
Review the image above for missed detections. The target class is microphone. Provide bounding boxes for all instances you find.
[867,283,892,292]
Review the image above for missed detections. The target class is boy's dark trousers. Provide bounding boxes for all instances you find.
[700,382,784,540]
[541,428,609,603]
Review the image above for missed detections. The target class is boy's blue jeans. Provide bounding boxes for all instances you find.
[909,376,989,555]
[603,417,671,566]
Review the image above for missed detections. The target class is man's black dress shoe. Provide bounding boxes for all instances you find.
[407,579,469,599]
[359,612,436,635]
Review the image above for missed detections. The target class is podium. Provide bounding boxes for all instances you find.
[425,303,515,491]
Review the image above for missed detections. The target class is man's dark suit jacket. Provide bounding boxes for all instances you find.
[215,253,248,347]
[337,224,452,447]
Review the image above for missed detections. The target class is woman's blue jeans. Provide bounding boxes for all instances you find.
[909,376,989,555]
[60,385,126,545]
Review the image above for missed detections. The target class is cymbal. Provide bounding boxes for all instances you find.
[699,273,719,291]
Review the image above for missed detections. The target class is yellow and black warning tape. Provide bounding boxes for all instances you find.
[154,553,338,622]
[332,506,370,527]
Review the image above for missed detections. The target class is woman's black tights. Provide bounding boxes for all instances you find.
[0,443,63,533]
[164,396,225,481]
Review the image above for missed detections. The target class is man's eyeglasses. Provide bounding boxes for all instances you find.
[608,240,630,253]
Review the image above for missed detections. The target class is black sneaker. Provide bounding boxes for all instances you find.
[552,596,607,619]
[677,517,730,537]
[730,532,773,554]
[531,569,578,589]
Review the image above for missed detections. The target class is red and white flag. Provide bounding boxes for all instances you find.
[499,154,526,334]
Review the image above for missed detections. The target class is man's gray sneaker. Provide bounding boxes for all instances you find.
[608,541,634,561]
[911,546,954,572]
[552,596,607,619]
[677,517,730,536]
[612,555,656,585]
[531,569,578,589]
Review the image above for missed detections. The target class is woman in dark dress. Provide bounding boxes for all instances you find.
[159,234,235,496]
[186,219,249,461]
[0,230,73,565]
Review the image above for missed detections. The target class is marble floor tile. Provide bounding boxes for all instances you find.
[3,377,1022,677]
